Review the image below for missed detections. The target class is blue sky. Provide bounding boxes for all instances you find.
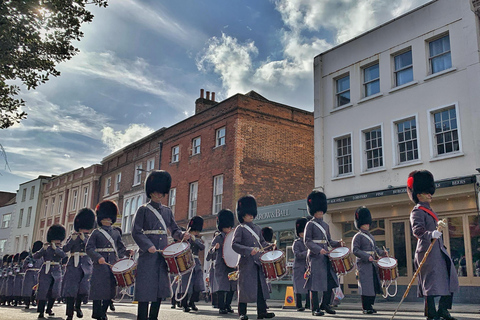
[0,0,430,192]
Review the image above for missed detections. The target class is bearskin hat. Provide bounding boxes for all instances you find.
[20,251,29,261]
[32,240,43,253]
[217,209,235,231]
[47,224,66,242]
[407,170,436,204]
[145,170,171,197]
[307,190,328,215]
[7,255,12,263]
[13,253,19,263]
[354,206,372,230]
[237,195,257,223]
[262,227,274,242]
[2,255,8,263]
[95,200,118,226]
[295,217,308,237]
[188,216,204,232]
[74,208,96,232]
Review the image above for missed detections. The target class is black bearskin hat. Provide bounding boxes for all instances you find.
[407,170,436,204]
[145,170,171,197]
[217,209,235,231]
[2,255,8,263]
[95,200,118,226]
[32,240,43,253]
[47,224,66,242]
[7,255,13,263]
[295,217,308,237]
[20,251,29,261]
[188,216,204,232]
[354,206,372,230]
[236,195,257,223]
[13,253,19,263]
[262,227,274,242]
[74,208,96,232]
[307,190,327,215]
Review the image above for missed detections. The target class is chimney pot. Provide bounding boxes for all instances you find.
[212,92,215,102]
[206,91,210,100]
[200,89,204,99]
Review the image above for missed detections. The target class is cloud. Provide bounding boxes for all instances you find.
[101,124,155,153]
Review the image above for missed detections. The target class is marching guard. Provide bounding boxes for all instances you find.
[13,251,29,306]
[22,241,43,309]
[292,217,310,311]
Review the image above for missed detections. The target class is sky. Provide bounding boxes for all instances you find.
[0,0,431,193]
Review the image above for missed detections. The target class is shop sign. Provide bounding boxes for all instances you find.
[255,208,291,221]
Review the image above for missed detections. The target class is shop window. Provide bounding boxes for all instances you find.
[448,217,466,277]
[469,215,480,277]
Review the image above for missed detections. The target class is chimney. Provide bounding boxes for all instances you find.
[195,88,217,114]
[200,88,204,99]
[206,91,210,100]
[211,92,215,102]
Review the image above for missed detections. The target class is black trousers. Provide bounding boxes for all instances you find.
[66,295,84,317]
[361,295,376,310]
[424,294,453,318]
[218,290,235,310]
[238,267,267,316]
[296,293,310,309]
[92,299,111,319]
[137,299,161,320]
[37,298,55,314]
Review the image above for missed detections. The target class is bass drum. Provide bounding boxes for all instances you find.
[223,230,240,268]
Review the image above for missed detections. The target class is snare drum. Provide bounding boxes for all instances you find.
[329,247,355,275]
[223,230,240,268]
[162,242,195,275]
[376,257,398,281]
[111,258,137,287]
[260,250,286,281]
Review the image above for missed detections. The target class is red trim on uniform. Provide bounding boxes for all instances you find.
[418,206,439,222]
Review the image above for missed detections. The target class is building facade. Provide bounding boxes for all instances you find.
[313,0,480,302]
[0,193,16,254]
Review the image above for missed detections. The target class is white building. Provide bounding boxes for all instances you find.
[313,0,480,302]
[8,177,50,253]
[0,193,16,254]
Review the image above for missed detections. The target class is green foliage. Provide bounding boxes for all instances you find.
[0,0,108,129]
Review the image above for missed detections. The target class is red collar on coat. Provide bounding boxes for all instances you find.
[417,206,439,222]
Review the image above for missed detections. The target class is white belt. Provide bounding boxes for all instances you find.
[313,240,327,244]
[193,255,199,259]
[27,268,40,272]
[72,252,87,267]
[44,261,60,274]
[365,251,375,255]
[95,248,115,252]
[143,230,167,235]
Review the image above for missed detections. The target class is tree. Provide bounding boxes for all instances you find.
[0,0,108,129]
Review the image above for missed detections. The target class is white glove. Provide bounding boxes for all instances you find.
[432,230,442,239]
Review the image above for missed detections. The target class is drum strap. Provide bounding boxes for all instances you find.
[146,204,168,234]
[357,232,376,248]
[242,224,261,246]
[97,228,118,259]
[311,221,330,248]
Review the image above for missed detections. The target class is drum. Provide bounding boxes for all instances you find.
[162,242,195,275]
[376,257,398,281]
[223,230,240,268]
[329,247,355,275]
[111,258,137,287]
[260,250,286,281]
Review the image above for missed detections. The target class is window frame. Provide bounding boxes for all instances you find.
[30,186,35,200]
[212,175,224,214]
[105,177,112,196]
[1,213,11,229]
[216,127,226,147]
[169,188,176,215]
[51,196,55,216]
[192,137,201,155]
[83,186,89,207]
[71,189,78,211]
[393,49,413,87]
[391,114,421,166]
[115,173,122,192]
[427,103,462,160]
[171,145,180,163]
[360,124,385,173]
[58,194,63,215]
[335,74,350,107]
[134,164,142,186]
[189,182,198,219]
[362,62,380,97]
[428,33,451,75]
[18,208,24,228]
[332,133,354,178]
[26,207,32,227]
[44,199,49,217]
[147,158,155,172]
[21,188,27,202]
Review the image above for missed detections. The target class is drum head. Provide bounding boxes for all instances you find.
[377,257,397,268]
[112,259,135,272]
[260,250,284,262]
[329,246,349,258]
[223,230,240,268]
[163,242,189,257]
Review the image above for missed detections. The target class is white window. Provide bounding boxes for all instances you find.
[216,127,226,147]
[431,106,460,157]
[83,187,89,207]
[122,199,131,234]
[18,209,24,228]
[58,194,63,214]
[105,177,111,196]
[134,164,142,186]
[21,188,27,202]
[429,34,451,74]
[115,173,121,192]
[51,196,55,215]
[40,230,44,242]
[395,117,418,164]
[14,236,20,252]
[23,235,28,251]
[189,182,198,219]
[334,135,352,176]
[72,190,78,210]
[147,159,155,172]
[336,74,350,107]
[363,127,383,170]
[30,186,35,200]
[123,195,143,234]
[363,63,379,97]
[212,175,223,214]
[26,207,32,227]
[44,199,48,217]
[172,146,180,163]
[0,239,6,253]
[192,137,201,155]
[169,188,176,215]
[394,50,413,86]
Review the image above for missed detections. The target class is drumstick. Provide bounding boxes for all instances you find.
[383,246,389,257]
[180,227,191,243]
[155,249,163,253]
[104,262,114,268]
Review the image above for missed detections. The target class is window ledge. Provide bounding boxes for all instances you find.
[358,92,383,104]
[429,152,464,162]
[360,167,387,176]
[331,103,354,113]
[389,81,418,94]
[424,67,457,81]
[132,183,141,187]
[392,160,423,169]
[331,174,355,181]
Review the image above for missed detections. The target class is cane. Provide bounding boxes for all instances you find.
[390,219,447,320]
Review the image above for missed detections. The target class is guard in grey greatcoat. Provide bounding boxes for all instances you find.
[211,209,237,314]
[131,170,187,320]
[304,190,341,316]
[63,208,96,320]
[352,206,385,314]
[407,170,459,320]
[179,216,205,312]
[22,241,43,309]
[0,255,6,305]
[232,195,275,320]
[87,200,129,320]
[7,253,17,306]
[34,224,67,318]
[13,251,28,306]
[292,217,310,311]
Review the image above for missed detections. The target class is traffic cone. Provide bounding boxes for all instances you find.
[282,286,296,309]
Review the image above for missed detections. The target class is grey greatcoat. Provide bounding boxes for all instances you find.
[292,238,308,295]
[62,233,93,297]
[86,226,127,300]
[410,202,459,297]
[6,265,14,297]
[232,222,270,303]
[0,267,5,296]
[211,232,237,292]
[180,237,205,296]
[352,230,384,296]
[304,217,340,292]
[33,245,67,300]
[206,245,216,293]
[13,263,24,297]
[21,255,43,297]
[131,201,183,302]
